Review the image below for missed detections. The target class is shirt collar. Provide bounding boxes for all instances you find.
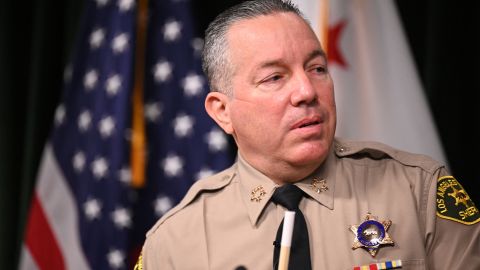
[296,147,336,211]
[237,154,278,227]
[236,148,337,226]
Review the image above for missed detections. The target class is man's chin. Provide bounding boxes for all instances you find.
[291,142,329,161]
[288,152,326,169]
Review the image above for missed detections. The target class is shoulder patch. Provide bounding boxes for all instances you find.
[436,176,480,225]
[134,251,143,270]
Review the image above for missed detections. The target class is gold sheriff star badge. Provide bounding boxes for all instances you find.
[310,178,328,193]
[250,185,266,202]
[350,213,394,257]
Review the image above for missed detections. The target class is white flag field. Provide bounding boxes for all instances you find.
[294,0,447,165]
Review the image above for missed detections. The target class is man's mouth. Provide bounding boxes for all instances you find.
[299,121,319,128]
[291,116,323,129]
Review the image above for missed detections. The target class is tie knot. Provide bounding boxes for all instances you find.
[271,184,304,210]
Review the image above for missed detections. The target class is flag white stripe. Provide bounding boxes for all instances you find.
[35,144,90,270]
[19,246,40,270]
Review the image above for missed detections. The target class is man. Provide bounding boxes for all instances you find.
[139,0,480,269]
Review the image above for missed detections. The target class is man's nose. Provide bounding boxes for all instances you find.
[290,72,316,106]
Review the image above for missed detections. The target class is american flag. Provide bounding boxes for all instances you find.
[20,0,232,269]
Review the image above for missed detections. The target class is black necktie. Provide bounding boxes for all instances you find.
[272,184,312,270]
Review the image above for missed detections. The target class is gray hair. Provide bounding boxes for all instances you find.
[201,0,304,96]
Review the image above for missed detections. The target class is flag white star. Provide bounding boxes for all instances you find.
[91,157,108,179]
[163,20,182,42]
[95,0,109,7]
[118,0,135,11]
[153,195,173,217]
[205,128,228,152]
[173,114,194,138]
[73,151,86,172]
[153,60,173,83]
[112,33,129,53]
[196,167,215,181]
[107,249,125,269]
[111,207,131,229]
[98,116,115,138]
[78,110,92,132]
[84,69,99,90]
[89,28,105,49]
[162,154,184,177]
[54,104,66,125]
[182,73,204,97]
[191,38,204,55]
[84,198,102,220]
[144,102,163,122]
[118,166,131,184]
[105,74,122,96]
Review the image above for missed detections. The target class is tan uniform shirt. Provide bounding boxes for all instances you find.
[141,138,480,270]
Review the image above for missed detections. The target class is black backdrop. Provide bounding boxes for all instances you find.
[0,1,478,268]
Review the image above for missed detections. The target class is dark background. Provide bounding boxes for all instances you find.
[1,0,478,268]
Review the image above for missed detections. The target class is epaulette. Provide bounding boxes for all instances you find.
[146,165,236,237]
[333,137,443,174]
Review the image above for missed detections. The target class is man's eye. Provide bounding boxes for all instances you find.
[264,74,283,83]
[313,66,327,74]
[269,75,282,81]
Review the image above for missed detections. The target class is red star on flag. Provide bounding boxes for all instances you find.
[327,20,348,68]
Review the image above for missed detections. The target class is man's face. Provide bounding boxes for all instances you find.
[213,12,336,182]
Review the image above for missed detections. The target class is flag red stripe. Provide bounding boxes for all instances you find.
[25,193,66,270]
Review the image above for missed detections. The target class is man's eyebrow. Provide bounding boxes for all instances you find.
[256,59,286,70]
[254,49,326,71]
[305,49,326,63]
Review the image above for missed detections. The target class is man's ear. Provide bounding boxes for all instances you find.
[205,92,234,134]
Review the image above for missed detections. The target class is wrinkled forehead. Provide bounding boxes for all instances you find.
[225,12,323,67]
[227,11,313,38]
